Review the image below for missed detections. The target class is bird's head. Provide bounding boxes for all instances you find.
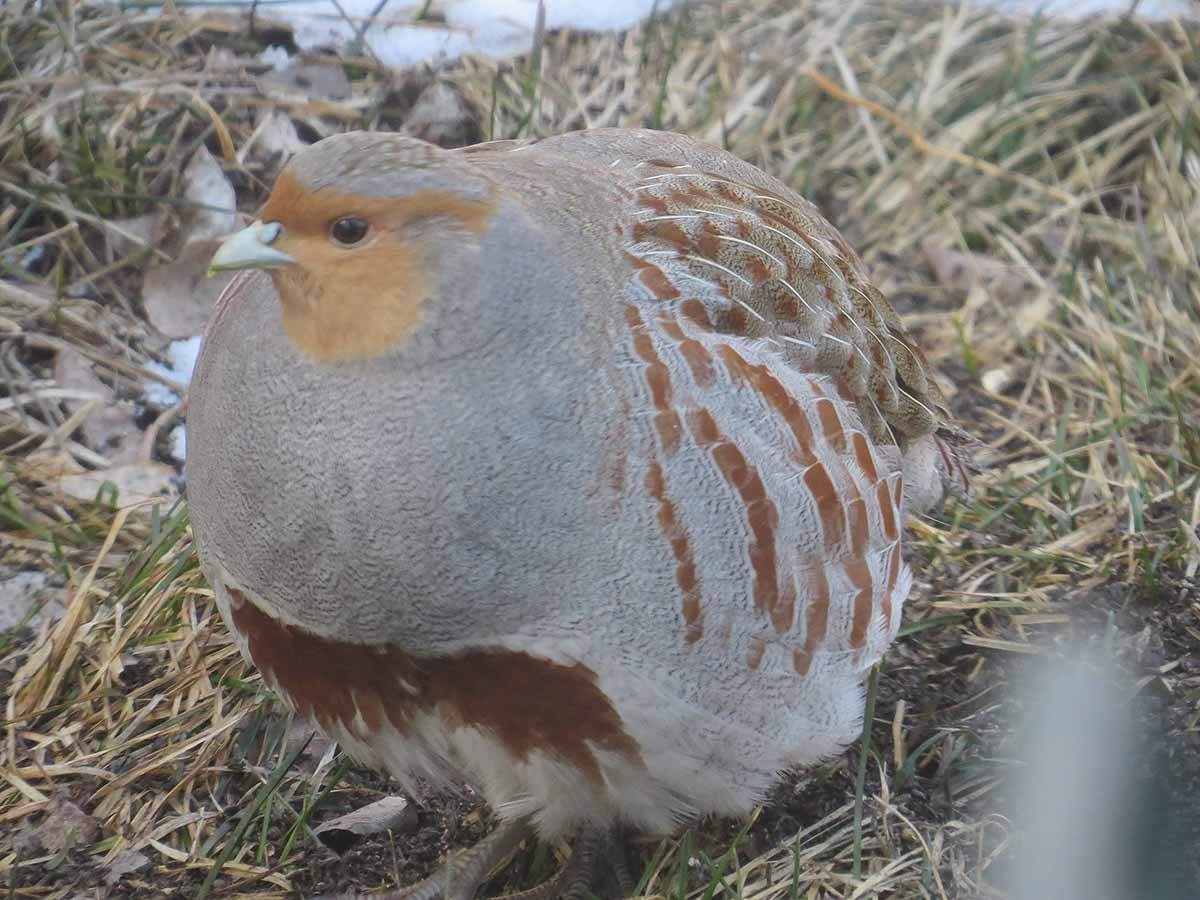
[208,131,496,363]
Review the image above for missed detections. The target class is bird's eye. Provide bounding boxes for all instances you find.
[330,216,369,246]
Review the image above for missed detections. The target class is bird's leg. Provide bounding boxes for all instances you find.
[365,816,535,900]
[333,821,622,900]
[491,828,603,900]
[598,827,636,897]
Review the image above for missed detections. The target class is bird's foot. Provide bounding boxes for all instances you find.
[326,816,532,900]
[490,827,602,900]
[331,819,620,900]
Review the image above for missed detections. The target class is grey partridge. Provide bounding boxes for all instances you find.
[187,127,971,898]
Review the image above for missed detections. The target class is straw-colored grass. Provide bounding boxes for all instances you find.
[2,0,1198,897]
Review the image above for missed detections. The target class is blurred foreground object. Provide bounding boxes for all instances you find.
[1003,644,1192,900]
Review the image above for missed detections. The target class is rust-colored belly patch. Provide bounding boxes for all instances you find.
[227,588,642,782]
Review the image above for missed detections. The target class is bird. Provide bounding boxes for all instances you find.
[187,127,972,899]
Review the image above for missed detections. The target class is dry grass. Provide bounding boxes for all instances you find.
[1,0,1198,897]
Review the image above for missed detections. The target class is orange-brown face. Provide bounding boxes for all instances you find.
[211,169,496,363]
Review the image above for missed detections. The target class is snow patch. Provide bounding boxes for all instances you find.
[169,425,187,464]
[103,0,1193,72]
[982,0,1190,16]
[144,336,203,409]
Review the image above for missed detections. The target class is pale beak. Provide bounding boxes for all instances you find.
[207,221,296,275]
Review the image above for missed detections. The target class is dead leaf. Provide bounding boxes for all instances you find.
[278,717,339,779]
[13,823,41,856]
[105,211,162,259]
[314,796,417,854]
[284,716,335,761]
[142,239,233,339]
[33,797,101,853]
[258,59,352,102]
[58,462,177,507]
[403,81,478,148]
[252,109,308,161]
[105,849,150,885]
[106,140,237,267]
[921,239,1051,348]
[180,146,239,243]
[921,240,1038,305]
[53,346,141,464]
[0,568,66,633]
